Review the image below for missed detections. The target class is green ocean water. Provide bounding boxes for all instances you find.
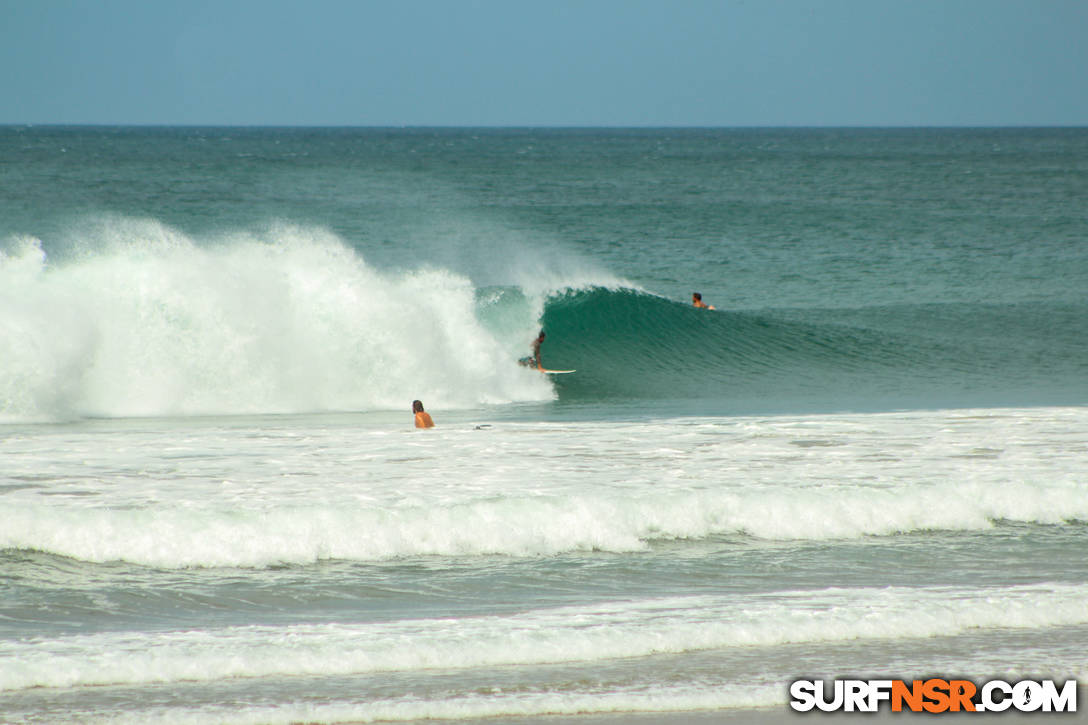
[3,126,1087,418]
[1,127,1087,724]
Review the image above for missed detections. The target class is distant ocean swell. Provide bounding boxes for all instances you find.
[5,477,1086,568]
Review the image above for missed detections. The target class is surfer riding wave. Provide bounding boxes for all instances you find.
[519,330,546,371]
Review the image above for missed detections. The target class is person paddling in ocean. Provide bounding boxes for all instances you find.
[692,292,715,310]
[412,400,435,429]
[519,330,546,370]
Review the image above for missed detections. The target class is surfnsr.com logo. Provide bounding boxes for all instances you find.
[790,679,1078,713]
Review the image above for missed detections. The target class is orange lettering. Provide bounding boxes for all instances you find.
[892,680,924,712]
[948,680,977,712]
[922,679,951,713]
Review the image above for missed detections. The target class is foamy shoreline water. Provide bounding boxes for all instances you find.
[4,407,1087,567]
[3,406,1087,723]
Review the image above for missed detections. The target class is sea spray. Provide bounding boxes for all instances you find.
[0,220,553,421]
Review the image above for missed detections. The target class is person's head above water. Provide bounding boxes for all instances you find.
[692,292,702,301]
[537,330,546,341]
[412,399,435,428]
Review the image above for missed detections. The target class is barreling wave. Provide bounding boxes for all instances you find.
[529,287,1088,409]
[4,216,1085,422]
[0,219,556,422]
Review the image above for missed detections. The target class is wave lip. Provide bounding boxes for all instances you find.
[7,216,1083,420]
[0,219,554,421]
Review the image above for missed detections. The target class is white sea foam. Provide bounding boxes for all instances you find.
[0,219,558,421]
[3,584,1086,693]
[3,407,1087,567]
[4,474,1088,568]
[91,686,784,725]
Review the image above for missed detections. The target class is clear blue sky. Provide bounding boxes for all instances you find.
[3,0,1086,126]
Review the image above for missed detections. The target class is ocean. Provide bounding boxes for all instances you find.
[1,126,1086,723]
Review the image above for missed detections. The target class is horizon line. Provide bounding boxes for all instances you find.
[4,122,1087,131]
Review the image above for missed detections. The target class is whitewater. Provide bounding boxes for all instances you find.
[5,409,1088,568]
[2,126,1087,724]
[0,222,565,421]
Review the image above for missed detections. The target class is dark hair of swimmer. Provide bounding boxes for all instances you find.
[693,292,702,301]
[412,400,425,413]
[538,330,546,339]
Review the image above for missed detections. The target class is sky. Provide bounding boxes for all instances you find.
[2,0,1086,127]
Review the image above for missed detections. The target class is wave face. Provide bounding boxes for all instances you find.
[5,223,1085,422]
[534,287,1088,410]
[0,219,553,421]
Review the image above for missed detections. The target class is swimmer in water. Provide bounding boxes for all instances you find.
[412,400,435,428]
